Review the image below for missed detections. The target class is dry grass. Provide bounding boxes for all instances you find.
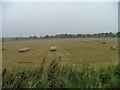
[2,38,118,71]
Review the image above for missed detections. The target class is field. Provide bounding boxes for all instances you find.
[2,38,118,71]
[2,38,120,88]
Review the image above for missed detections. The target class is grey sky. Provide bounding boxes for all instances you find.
[2,2,118,37]
[0,2,2,38]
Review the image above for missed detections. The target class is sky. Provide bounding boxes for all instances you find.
[2,2,118,37]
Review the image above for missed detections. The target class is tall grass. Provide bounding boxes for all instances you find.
[2,58,120,88]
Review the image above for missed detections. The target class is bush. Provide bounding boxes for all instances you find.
[101,42,107,44]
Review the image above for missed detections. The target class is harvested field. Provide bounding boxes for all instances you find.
[2,38,118,71]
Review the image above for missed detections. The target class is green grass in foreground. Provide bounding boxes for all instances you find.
[2,58,120,88]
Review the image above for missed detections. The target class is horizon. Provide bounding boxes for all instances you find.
[2,31,118,38]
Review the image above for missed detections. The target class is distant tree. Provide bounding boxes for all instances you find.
[33,36,37,39]
[29,36,33,39]
[86,34,91,38]
[117,31,120,37]
[100,33,106,38]
[104,33,109,37]
[108,32,114,37]
[2,37,4,49]
[9,32,118,41]
[77,34,82,38]
[15,37,19,40]
[45,35,49,39]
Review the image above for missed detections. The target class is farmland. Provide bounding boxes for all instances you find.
[2,38,118,71]
[2,38,120,88]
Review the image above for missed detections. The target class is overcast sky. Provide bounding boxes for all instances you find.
[2,2,118,37]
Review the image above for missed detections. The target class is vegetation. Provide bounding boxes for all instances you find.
[2,31,120,41]
[2,58,120,88]
[2,38,118,88]
[101,42,107,44]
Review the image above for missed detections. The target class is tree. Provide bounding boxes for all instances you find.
[45,35,49,39]
[33,36,37,39]
[117,31,120,37]
[2,37,4,49]
[15,37,19,40]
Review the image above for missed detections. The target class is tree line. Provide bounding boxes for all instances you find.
[3,31,120,41]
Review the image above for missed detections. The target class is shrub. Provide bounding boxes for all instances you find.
[101,42,107,44]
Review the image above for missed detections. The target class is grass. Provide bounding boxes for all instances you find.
[2,58,120,88]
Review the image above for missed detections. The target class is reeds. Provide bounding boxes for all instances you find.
[2,58,120,88]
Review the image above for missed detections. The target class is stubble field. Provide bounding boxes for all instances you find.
[2,38,118,71]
